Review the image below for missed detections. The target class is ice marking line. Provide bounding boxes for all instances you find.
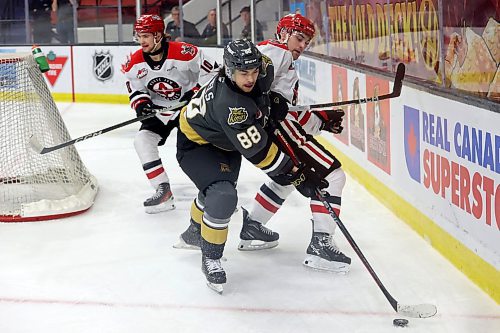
[0,297,498,320]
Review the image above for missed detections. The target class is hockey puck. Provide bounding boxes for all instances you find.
[393,319,409,327]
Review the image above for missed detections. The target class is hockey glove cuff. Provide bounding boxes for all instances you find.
[135,100,158,118]
[180,84,201,103]
[286,164,329,198]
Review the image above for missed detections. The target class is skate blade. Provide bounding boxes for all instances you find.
[238,239,278,251]
[303,255,350,274]
[173,237,201,250]
[145,203,175,214]
[206,282,224,294]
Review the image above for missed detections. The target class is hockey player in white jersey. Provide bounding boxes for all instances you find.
[123,14,217,214]
[239,14,351,273]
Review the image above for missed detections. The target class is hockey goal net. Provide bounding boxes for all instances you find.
[0,52,98,222]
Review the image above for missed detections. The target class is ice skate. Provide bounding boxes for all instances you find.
[238,208,279,251]
[303,232,351,273]
[144,182,175,214]
[173,220,201,250]
[202,256,226,294]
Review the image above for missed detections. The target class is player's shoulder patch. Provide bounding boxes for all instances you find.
[123,49,145,73]
[168,42,198,61]
[227,107,248,125]
[261,54,273,68]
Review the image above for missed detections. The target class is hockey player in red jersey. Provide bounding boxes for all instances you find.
[123,14,217,214]
[239,14,351,273]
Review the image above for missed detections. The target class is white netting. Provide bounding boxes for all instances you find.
[0,53,98,222]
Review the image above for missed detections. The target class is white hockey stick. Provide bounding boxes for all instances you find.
[29,102,187,155]
[289,63,405,112]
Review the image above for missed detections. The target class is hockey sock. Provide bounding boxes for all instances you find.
[143,159,169,189]
[311,195,341,234]
[190,199,203,227]
[201,212,228,258]
[249,182,294,224]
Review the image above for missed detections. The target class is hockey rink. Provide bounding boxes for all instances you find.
[0,102,498,333]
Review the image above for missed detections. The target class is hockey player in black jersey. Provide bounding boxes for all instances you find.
[175,39,327,292]
[123,14,217,214]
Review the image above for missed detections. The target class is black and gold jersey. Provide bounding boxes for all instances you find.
[179,72,292,177]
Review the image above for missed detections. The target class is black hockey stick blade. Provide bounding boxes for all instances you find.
[289,63,406,111]
[315,189,437,319]
[28,102,187,154]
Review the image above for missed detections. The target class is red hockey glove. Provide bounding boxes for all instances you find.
[317,109,345,134]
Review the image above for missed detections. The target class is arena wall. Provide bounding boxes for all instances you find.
[294,56,499,303]
[1,45,498,302]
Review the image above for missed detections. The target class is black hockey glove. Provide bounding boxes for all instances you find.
[317,109,345,134]
[269,91,289,124]
[180,84,201,103]
[285,164,329,198]
[135,100,157,118]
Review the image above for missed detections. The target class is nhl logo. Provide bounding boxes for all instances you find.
[93,51,113,81]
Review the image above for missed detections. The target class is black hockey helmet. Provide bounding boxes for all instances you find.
[224,39,263,79]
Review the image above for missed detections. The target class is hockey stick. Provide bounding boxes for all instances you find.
[29,102,187,154]
[274,122,436,318]
[315,190,437,318]
[288,63,405,112]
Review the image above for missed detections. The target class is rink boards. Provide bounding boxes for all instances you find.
[0,45,498,303]
[295,57,499,303]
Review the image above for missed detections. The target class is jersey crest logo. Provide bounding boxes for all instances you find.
[137,68,148,79]
[147,77,182,100]
[227,107,248,125]
[181,44,196,56]
[93,51,113,81]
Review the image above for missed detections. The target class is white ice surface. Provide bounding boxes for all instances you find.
[0,103,498,333]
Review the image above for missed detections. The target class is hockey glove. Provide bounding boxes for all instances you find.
[285,164,329,198]
[317,109,345,134]
[180,84,201,103]
[269,91,289,124]
[135,100,158,118]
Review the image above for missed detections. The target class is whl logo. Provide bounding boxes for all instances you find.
[44,51,68,87]
[404,105,420,183]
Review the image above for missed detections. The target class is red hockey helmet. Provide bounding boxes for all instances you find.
[134,14,165,34]
[276,13,315,38]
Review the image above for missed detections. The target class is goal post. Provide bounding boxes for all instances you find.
[0,52,98,222]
